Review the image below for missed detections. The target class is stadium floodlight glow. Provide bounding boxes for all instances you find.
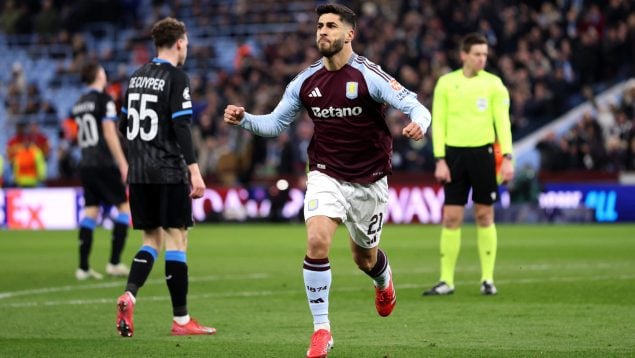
[276,179,289,191]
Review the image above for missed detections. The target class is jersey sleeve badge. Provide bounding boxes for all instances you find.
[389,79,403,91]
[182,87,192,109]
[106,101,117,118]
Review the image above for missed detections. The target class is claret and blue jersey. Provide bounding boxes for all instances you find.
[240,53,431,184]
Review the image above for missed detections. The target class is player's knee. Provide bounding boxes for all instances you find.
[442,215,462,228]
[474,208,494,226]
[117,202,131,214]
[306,233,330,258]
[475,215,494,227]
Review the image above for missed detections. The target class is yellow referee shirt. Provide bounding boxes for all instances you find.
[432,69,512,157]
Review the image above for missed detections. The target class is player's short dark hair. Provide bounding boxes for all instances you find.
[316,4,357,29]
[460,33,488,53]
[80,62,101,85]
[151,17,187,49]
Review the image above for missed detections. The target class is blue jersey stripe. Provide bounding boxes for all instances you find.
[172,109,193,119]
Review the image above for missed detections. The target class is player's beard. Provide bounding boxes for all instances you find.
[317,37,344,58]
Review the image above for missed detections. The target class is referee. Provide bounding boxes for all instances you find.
[423,33,514,296]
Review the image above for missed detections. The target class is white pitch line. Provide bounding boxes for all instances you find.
[2,274,634,309]
[0,273,269,300]
[400,261,631,275]
[0,261,629,300]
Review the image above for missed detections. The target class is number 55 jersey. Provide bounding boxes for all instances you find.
[120,58,192,184]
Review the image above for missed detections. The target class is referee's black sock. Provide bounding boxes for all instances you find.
[165,251,189,317]
[109,213,130,265]
[78,217,97,270]
[125,246,157,296]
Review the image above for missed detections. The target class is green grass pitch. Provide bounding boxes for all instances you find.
[1,224,634,357]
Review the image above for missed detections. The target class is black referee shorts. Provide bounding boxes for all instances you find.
[129,183,193,230]
[80,167,127,207]
[443,144,499,206]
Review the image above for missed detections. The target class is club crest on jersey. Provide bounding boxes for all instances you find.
[476,98,488,111]
[346,82,358,99]
[308,199,318,211]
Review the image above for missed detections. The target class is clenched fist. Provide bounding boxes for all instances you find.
[224,105,245,125]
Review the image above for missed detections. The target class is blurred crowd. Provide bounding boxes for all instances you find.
[537,83,635,172]
[1,0,634,187]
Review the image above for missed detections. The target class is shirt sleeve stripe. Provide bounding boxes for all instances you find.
[172,109,193,119]
[121,107,128,114]
[353,56,391,82]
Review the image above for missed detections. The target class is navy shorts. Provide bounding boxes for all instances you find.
[129,183,193,230]
[80,167,127,207]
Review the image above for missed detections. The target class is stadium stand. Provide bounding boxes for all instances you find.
[1,0,633,187]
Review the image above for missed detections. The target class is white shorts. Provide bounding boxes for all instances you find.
[303,171,388,248]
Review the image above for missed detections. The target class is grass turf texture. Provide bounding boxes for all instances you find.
[1,224,634,357]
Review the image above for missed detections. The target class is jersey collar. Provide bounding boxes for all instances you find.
[152,57,172,65]
[347,52,357,65]
[82,86,101,95]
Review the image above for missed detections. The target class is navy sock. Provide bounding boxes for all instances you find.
[165,251,188,317]
[78,218,96,270]
[110,215,129,265]
[125,246,157,296]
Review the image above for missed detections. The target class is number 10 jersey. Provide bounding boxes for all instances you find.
[120,58,193,184]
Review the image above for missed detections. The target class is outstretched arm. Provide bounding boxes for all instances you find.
[224,96,301,137]
[224,75,303,136]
